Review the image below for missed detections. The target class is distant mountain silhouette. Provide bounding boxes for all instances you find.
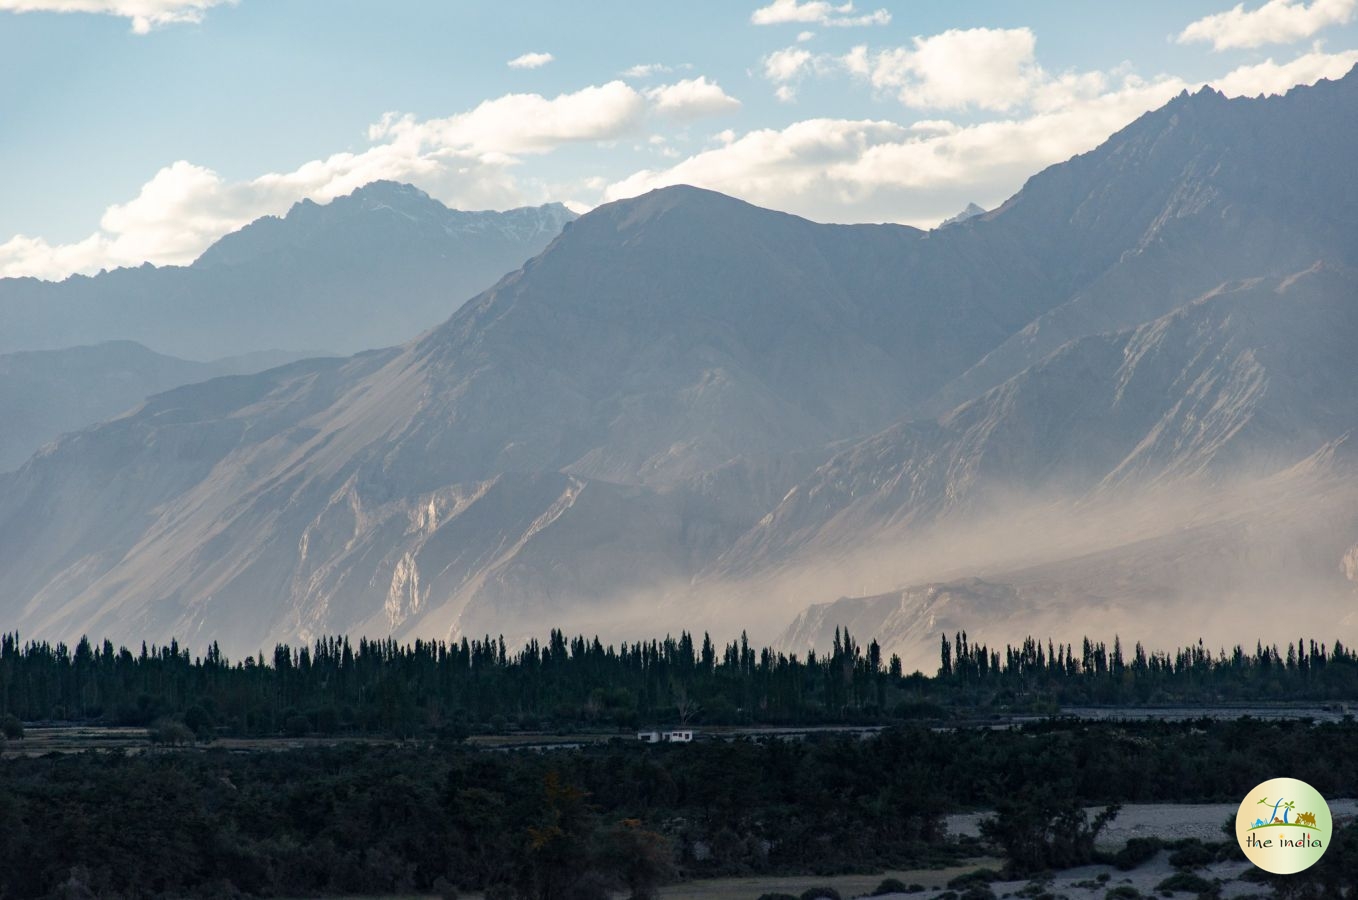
[0,341,314,471]
[0,182,575,359]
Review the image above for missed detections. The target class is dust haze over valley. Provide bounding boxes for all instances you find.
[3,70,1358,671]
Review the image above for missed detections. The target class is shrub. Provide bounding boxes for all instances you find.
[1166,840,1215,869]
[0,714,22,740]
[1104,888,1141,899]
[958,888,996,900]
[872,878,910,895]
[148,718,193,746]
[800,889,842,900]
[948,868,1001,889]
[1113,837,1161,870]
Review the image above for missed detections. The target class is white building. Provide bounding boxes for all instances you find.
[636,729,696,743]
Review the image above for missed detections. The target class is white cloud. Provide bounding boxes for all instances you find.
[622,62,693,79]
[848,27,1046,111]
[369,81,648,155]
[763,46,814,82]
[1178,0,1356,50]
[766,28,1053,112]
[750,0,889,27]
[1211,46,1358,93]
[796,30,816,42]
[645,76,742,118]
[507,51,554,69]
[0,0,233,33]
[623,63,668,78]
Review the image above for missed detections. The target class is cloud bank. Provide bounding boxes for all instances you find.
[0,78,739,279]
[0,0,234,33]
[610,46,1358,227]
[750,0,889,28]
[1178,0,1356,50]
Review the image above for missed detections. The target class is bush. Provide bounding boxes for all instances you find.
[1166,840,1215,869]
[800,889,842,900]
[0,714,22,740]
[756,895,798,900]
[872,878,910,895]
[958,888,996,900]
[1113,837,1161,870]
[948,868,1001,889]
[1104,888,1141,899]
[1155,871,1213,893]
[148,718,193,746]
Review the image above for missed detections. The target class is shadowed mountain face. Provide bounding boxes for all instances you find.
[0,182,576,360]
[1,69,1357,657]
[0,342,314,472]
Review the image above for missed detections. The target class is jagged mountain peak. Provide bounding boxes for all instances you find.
[938,203,986,228]
[196,181,578,271]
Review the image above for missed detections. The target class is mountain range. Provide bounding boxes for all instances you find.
[2,67,1356,668]
[0,182,575,360]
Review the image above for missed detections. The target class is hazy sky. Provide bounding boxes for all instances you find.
[3,0,1357,279]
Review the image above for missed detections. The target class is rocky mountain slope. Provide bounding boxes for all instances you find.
[0,341,312,471]
[1,69,1356,655]
[0,182,575,359]
[725,263,1358,572]
[929,75,1358,412]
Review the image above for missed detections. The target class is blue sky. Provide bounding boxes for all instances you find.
[2,0,1356,278]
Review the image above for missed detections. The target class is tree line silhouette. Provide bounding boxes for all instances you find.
[1,627,1356,738]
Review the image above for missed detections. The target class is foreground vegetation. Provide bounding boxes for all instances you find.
[3,719,1358,898]
[2,629,1356,738]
